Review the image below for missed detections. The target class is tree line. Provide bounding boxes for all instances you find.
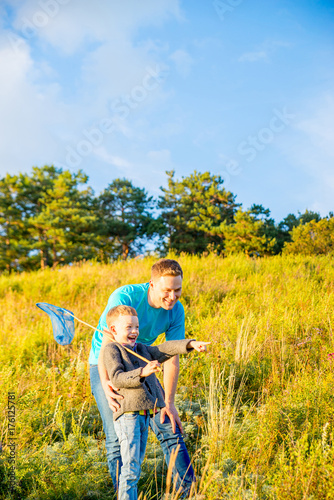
[0,166,333,272]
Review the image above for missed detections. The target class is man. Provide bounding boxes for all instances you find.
[89,258,195,495]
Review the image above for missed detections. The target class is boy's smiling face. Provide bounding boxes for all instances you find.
[110,314,139,347]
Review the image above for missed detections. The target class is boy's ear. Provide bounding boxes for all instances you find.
[106,325,116,341]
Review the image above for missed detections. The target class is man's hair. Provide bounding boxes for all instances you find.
[106,305,138,328]
[151,258,183,279]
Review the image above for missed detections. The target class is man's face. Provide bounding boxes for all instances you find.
[149,274,183,310]
[111,315,139,347]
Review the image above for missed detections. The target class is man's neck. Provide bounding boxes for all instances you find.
[147,287,159,309]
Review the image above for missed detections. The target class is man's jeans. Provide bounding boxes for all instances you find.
[90,365,195,495]
[114,413,150,500]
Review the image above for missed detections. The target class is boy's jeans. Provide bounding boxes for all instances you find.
[114,412,150,500]
[90,365,195,496]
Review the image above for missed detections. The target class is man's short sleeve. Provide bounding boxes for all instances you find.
[98,288,132,332]
[165,303,185,341]
[88,288,132,364]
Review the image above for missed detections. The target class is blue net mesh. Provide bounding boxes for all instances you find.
[36,303,75,345]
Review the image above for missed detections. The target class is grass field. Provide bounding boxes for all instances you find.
[1,254,334,499]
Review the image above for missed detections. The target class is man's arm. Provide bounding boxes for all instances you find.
[157,341,209,434]
[160,355,184,434]
[98,333,124,411]
[160,304,186,434]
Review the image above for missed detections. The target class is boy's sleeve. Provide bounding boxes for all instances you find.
[165,303,185,341]
[103,344,143,389]
[145,339,195,364]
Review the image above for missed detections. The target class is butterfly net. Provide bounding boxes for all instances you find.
[36,302,75,345]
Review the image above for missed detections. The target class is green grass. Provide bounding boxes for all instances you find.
[1,254,334,499]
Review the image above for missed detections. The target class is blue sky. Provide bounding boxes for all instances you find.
[1,0,333,222]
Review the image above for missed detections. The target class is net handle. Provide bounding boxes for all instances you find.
[68,312,160,369]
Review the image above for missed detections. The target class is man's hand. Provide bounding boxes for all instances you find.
[102,379,124,413]
[160,403,184,434]
[162,356,182,434]
[98,329,122,412]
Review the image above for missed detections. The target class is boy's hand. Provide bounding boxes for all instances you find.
[141,360,161,378]
[188,340,211,352]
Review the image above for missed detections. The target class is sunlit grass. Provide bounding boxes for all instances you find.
[1,254,334,499]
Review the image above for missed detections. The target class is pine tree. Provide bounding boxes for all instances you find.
[283,218,334,255]
[223,209,276,256]
[28,167,97,268]
[97,179,156,260]
[158,170,239,254]
[277,210,322,252]
[0,174,28,271]
[0,166,97,271]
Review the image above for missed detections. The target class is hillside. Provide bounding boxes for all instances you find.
[1,254,334,499]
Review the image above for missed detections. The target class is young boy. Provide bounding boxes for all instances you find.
[103,305,209,500]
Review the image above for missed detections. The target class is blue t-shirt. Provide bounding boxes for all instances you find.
[88,282,185,365]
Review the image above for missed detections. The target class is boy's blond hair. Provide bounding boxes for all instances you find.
[151,259,183,279]
[106,305,138,328]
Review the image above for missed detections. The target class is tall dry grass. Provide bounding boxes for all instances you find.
[1,254,334,499]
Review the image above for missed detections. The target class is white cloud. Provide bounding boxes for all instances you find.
[97,148,173,194]
[238,50,268,63]
[170,49,194,77]
[296,94,334,160]
[0,0,182,177]
[276,92,334,216]
[239,39,290,63]
[0,33,67,176]
[12,0,182,55]
[91,148,172,195]
[95,148,132,170]
[147,149,171,164]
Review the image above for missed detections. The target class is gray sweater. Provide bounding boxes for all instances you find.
[103,339,194,421]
